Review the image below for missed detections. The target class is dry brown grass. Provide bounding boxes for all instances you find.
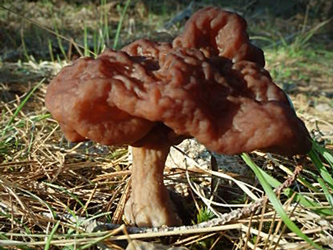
[1,0,333,249]
[0,60,332,249]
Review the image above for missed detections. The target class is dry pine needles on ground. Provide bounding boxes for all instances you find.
[1,1,333,249]
[0,59,332,250]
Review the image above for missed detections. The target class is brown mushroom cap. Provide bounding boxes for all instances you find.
[173,6,265,66]
[45,7,311,156]
[45,52,154,145]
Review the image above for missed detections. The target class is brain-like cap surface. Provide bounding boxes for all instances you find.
[173,6,265,66]
[45,7,311,156]
[45,52,154,145]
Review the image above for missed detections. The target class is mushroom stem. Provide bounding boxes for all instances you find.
[124,145,182,227]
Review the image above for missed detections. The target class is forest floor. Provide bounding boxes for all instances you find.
[0,0,332,249]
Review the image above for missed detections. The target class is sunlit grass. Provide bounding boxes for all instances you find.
[265,45,333,85]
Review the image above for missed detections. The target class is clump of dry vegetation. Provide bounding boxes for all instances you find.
[0,0,332,249]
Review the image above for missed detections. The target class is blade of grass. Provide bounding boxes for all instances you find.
[19,188,56,218]
[98,0,107,53]
[56,54,61,63]
[0,210,32,235]
[250,35,275,44]
[0,234,35,250]
[241,153,323,250]
[102,0,109,46]
[43,182,88,218]
[317,178,333,208]
[52,20,68,61]
[312,140,333,169]
[84,23,89,57]
[3,79,45,136]
[3,114,51,132]
[20,28,30,61]
[301,19,332,46]
[78,225,125,250]
[251,161,333,216]
[44,221,60,250]
[48,39,55,62]
[93,30,99,55]
[309,149,333,190]
[113,0,131,49]
[32,113,52,121]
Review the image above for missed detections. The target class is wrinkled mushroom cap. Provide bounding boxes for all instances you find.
[45,53,154,145]
[173,6,265,66]
[45,7,311,156]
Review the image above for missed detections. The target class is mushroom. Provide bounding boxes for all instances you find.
[45,7,311,227]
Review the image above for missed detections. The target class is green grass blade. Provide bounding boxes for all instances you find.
[103,0,109,45]
[44,221,60,250]
[254,163,333,216]
[43,182,88,217]
[241,153,323,250]
[0,234,34,250]
[302,19,332,45]
[48,39,55,62]
[113,0,131,49]
[93,31,98,55]
[317,178,333,208]
[20,29,30,62]
[0,236,36,250]
[53,20,68,61]
[3,79,45,136]
[250,35,275,44]
[312,140,333,169]
[84,23,89,57]
[78,229,122,250]
[309,149,333,190]
[32,113,52,121]
[19,188,56,218]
